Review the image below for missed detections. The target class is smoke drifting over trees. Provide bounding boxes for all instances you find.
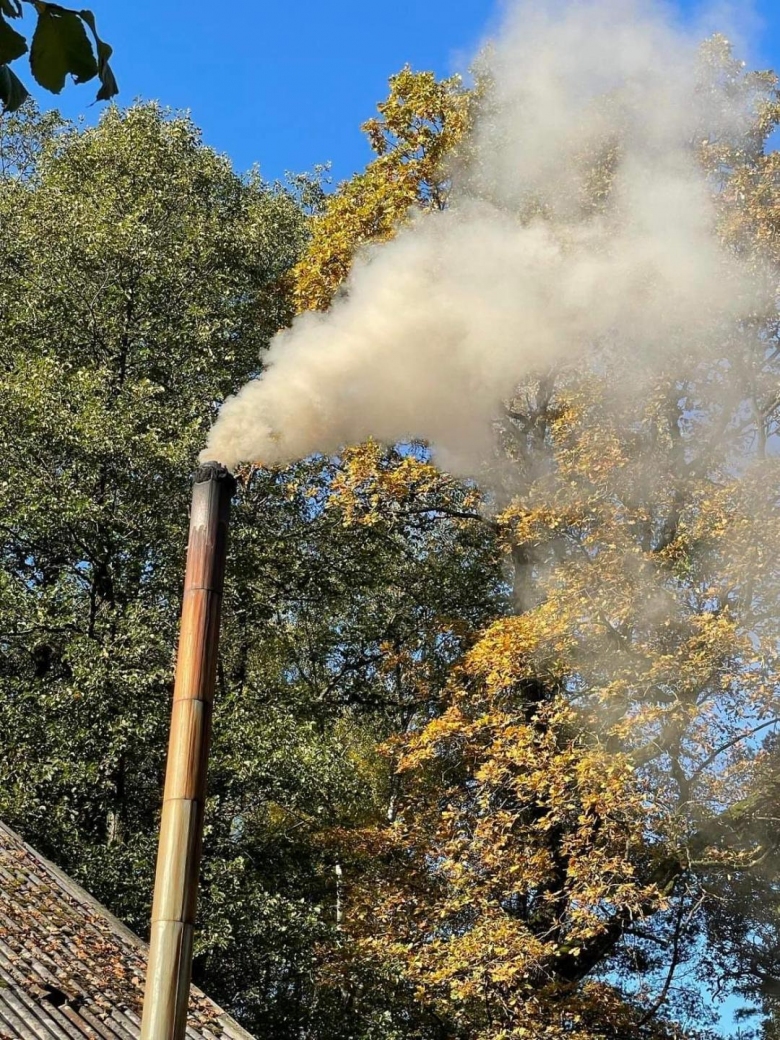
[4,3,780,1037]
[203,0,774,476]
[202,2,780,1035]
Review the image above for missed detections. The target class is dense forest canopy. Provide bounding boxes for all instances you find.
[1,30,780,1040]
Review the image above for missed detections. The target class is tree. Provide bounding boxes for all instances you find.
[0,96,304,1010]
[291,48,780,1039]
[294,66,473,313]
[4,49,780,1040]
[0,1,117,112]
[198,450,503,1036]
[0,100,503,1038]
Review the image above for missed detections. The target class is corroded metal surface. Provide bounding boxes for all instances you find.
[141,465,235,1040]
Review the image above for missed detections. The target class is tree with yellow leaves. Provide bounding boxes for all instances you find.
[294,66,473,313]
[294,43,780,1040]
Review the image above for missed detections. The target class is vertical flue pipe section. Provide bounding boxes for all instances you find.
[141,462,236,1040]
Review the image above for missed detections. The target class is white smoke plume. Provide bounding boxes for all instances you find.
[201,0,768,474]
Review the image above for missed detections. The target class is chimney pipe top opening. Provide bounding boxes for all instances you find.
[194,461,236,493]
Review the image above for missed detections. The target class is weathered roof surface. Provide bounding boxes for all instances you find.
[0,822,253,1040]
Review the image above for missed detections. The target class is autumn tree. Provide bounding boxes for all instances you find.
[291,48,780,1040]
[294,66,473,312]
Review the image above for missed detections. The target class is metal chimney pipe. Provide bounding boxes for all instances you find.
[141,462,236,1040]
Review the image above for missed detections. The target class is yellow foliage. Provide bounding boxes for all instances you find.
[294,68,474,312]
[307,43,780,1040]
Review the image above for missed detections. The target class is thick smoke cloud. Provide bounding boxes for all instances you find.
[202,0,766,473]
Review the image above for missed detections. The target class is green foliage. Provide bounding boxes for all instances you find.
[0,1,117,112]
[0,14,27,65]
[0,96,303,1013]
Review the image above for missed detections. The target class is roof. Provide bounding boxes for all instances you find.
[0,822,254,1040]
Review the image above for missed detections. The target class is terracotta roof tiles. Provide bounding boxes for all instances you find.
[0,822,252,1040]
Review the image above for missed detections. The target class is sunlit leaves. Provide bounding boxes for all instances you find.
[294,68,474,313]
[303,43,780,1040]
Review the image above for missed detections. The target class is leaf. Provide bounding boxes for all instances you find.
[30,6,98,94]
[0,13,26,64]
[94,57,117,101]
[78,9,110,65]
[78,9,118,102]
[0,0,22,18]
[0,61,28,110]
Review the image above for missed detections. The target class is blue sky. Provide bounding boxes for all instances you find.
[20,0,780,187]
[21,0,497,183]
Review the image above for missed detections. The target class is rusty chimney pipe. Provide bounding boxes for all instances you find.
[141,462,236,1040]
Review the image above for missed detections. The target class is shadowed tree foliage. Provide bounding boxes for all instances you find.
[0,1,117,111]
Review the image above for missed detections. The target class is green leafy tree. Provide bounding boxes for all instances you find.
[0,95,304,1008]
[0,101,504,1038]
